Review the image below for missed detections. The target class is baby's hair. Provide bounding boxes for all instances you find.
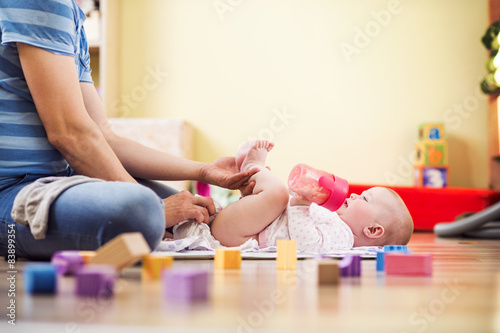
[380,188,414,245]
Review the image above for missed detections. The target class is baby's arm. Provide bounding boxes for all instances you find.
[287,206,353,252]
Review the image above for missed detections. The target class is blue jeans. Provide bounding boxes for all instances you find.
[0,169,178,260]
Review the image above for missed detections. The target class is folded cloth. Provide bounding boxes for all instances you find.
[11,175,103,240]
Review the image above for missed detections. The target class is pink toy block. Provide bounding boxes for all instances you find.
[51,250,84,276]
[338,255,361,277]
[75,265,118,298]
[385,253,433,276]
[162,269,209,302]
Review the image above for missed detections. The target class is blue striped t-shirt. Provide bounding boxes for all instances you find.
[0,0,93,180]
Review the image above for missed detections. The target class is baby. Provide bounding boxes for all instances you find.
[208,140,413,252]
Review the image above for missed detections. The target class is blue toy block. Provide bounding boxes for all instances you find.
[338,255,361,277]
[377,246,412,271]
[24,263,57,294]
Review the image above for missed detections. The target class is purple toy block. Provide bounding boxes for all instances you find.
[162,269,209,302]
[338,255,361,277]
[51,250,84,276]
[75,265,118,298]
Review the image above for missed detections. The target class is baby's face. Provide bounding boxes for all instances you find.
[336,187,394,237]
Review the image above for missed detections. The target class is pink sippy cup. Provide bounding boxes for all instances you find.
[287,163,349,211]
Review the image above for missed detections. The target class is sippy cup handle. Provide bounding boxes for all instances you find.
[318,175,349,211]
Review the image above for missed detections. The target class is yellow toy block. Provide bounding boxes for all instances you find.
[89,232,151,270]
[418,123,445,142]
[79,251,96,264]
[415,142,448,166]
[276,239,297,270]
[317,260,339,285]
[142,255,173,280]
[414,166,449,188]
[214,248,241,269]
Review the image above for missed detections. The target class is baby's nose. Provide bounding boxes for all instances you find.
[350,193,357,199]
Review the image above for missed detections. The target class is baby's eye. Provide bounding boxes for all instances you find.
[363,195,368,202]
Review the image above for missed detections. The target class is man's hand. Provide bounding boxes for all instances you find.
[163,190,216,227]
[199,157,258,190]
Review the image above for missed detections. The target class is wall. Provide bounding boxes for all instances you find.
[116,0,489,188]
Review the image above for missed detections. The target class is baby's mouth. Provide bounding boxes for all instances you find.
[344,199,348,208]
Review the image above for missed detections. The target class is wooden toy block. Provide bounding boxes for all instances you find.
[162,269,209,302]
[317,260,339,285]
[142,255,174,280]
[415,142,448,166]
[214,248,241,269]
[276,239,297,270]
[75,265,118,298]
[338,255,361,277]
[79,251,96,264]
[418,123,445,142]
[385,253,433,276]
[414,166,449,188]
[51,250,84,276]
[24,263,57,294]
[88,232,151,270]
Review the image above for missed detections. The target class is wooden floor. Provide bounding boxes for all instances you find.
[1,232,499,333]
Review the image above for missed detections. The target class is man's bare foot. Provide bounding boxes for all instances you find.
[235,140,274,171]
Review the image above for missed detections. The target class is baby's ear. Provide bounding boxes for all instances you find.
[363,223,384,239]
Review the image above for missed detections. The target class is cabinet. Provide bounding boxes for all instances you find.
[84,0,120,116]
[489,0,500,189]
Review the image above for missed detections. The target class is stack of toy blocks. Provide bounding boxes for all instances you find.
[414,123,449,187]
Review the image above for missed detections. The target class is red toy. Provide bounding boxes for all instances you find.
[385,253,433,276]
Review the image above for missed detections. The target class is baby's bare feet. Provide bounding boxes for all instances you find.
[235,140,274,171]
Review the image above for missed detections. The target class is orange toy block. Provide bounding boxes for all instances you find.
[317,260,339,285]
[142,255,174,280]
[214,248,241,269]
[79,251,96,264]
[89,232,151,270]
[276,239,297,270]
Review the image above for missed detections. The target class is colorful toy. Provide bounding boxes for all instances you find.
[288,163,349,212]
[79,251,96,264]
[24,263,57,294]
[385,253,433,276]
[142,255,174,280]
[89,232,151,270]
[418,123,445,141]
[414,123,448,188]
[317,260,339,285]
[276,239,297,270]
[214,248,241,269]
[377,245,411,271]
[338,255,361,277]
[75,264,118,297]
[415,142,448,166]
[162,269,209,302]
[51,250,84,276]
[414,166,449,188]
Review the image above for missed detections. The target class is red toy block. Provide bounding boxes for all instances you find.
[385,253,433,276]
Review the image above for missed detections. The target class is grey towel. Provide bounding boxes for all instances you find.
[11,176,104,239]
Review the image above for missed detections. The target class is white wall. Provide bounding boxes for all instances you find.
[118,0,489,188]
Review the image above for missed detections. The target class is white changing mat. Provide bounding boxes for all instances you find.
[154,221,380,259]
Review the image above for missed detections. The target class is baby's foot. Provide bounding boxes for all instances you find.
[235,140,274,171]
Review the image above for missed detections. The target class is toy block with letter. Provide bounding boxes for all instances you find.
[414,166,449,188]
[214,248,241,269]
[317,260,339,285]
[89,232,151,270]
[415,142,448,166]
[276,239,297,270]
[76,265,118,297]
[385,253,433,276]
[142,255,174,280]
[418,123,445,142]
[24,263,57,294]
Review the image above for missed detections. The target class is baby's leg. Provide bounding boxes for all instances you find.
[211,141,288,247]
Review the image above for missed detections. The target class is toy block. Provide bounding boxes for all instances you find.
[89,232,151,270]
[377,246,411,271]
[51,250,84,276]
[214,248,241,269]
[162,269,209,302]
[317,260,339,285]
[276,239,297,270]
[338,255,361,277]
[75,265,118,298]
[414,166,449,188]
[24,263,57,294]
[79,251,96,264]
[142,255,174,280]
[385,253,433,276]
[415,142,448,166]
[418,123,445,142]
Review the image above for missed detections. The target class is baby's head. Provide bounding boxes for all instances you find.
[336,187,413,247]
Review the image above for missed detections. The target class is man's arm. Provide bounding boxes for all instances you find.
[17,43,136,183]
